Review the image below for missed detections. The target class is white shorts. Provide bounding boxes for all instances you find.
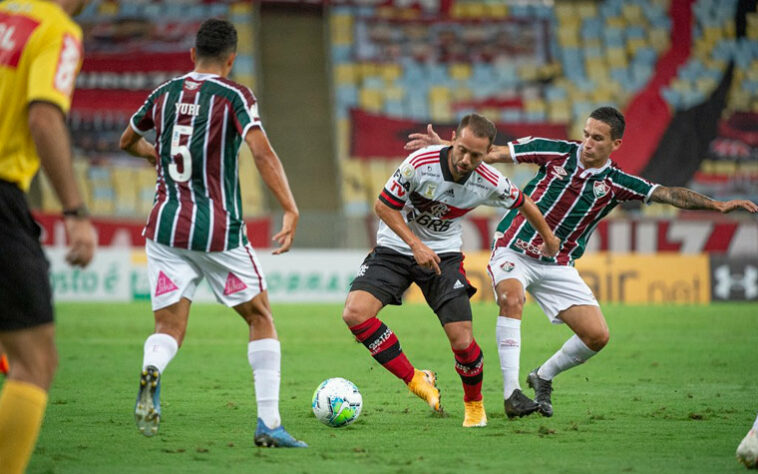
[487,247,598,324]
[145,239,267,311]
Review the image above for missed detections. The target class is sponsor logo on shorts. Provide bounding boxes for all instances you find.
[224,272,248,296]
[155,271,178,296]
[356,264,368,277]
[501,261,515,272]
[453,280,464,290]
[515,239,543,255]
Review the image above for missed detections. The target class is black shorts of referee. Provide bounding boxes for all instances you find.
[0,179,54,331]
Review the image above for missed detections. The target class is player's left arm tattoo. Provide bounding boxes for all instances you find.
[650,186,719,210]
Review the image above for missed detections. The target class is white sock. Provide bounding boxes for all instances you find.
[142,333,178,373]
[496,316,522,399]
[753,413,758,431]
[538,335,596,381]
[248,338,281,429]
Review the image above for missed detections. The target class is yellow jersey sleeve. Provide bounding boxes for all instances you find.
[26,19,82,114]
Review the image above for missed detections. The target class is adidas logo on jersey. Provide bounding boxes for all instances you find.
[442,188,455,198]
[453,280,464,290]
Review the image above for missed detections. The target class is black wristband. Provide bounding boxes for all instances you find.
[62,205,90,219]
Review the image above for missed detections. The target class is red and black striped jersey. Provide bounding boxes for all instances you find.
[130,72,262,251]
[377,145,524,255]
[494,137,659,265]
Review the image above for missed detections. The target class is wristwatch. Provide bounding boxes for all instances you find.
[62,205,90,219]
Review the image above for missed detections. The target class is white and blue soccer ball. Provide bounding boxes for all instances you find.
[311,377,362,428]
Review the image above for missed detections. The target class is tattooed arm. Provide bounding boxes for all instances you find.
[650,186,758,214]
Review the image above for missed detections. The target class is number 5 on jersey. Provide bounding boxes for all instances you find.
[169,125,193,182]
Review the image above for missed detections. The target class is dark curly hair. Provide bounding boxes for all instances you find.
[195,18,237,61]
[590,106,626,140]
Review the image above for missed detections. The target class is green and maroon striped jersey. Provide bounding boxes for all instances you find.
[130,72,262,251]
[494,137,659,265]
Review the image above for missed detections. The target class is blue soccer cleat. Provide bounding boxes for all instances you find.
[254,418,308,448]
[135,365,161,437]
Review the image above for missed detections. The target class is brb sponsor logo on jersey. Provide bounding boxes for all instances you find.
[407,191,453,232]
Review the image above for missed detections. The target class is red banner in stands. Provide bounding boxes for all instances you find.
[349,109,567,159]
[72,52,193,117]
[33,213,271,249]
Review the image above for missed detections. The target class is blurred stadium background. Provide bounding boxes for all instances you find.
[34,0,758,307]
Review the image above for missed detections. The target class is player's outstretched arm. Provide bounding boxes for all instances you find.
[374,199,441,275]
[517,195,560,256]
[119,126,158,165]
[245,128,299,254]
[650,186,758,214]
[30,102,95,267]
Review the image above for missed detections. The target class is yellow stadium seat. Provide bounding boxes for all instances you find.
[626,38,647,56]
[384,86,405,102]
[518,63,539,81]
[452,86,472,102]
[112,167,137,215]
[341,159,370,209]
[577,2,598,18]
[606,17,627,29]
[336,118,350,162]
[380,64,402,83]
[650,28,670,51]
[334,64,356,85]
[487,3,508,18]
[621,4,642,23]
[548,101,571,123]
[607,47,628,68]
[368,160,394,197]
[359,88,383,113]
[239,147,263,216]
[449,63,472,81]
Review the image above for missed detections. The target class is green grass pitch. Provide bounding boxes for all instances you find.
[21,302,757,473]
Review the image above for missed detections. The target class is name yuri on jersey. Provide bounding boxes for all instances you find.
[175,102,200,117]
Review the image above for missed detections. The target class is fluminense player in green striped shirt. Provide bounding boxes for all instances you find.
[406,106,757,418]
[119,19,305,447]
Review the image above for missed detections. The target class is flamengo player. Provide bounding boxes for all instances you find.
[342,114,559,428]
[407,106,758,418]
[119,19,306,447]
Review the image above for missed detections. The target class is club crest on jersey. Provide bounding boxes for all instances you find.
[429,202,449,217]
[501,261,515,272]
[551,165,567,179]
[423,183,437,199]
[593,181,610,198]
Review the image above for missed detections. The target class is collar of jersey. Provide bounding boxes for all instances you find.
[440,146,472,184]
[576,148,612,179]
[186,72,220,80]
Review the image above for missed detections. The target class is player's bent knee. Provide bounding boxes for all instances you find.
[587,330,609,352]
[498,293,523,317]
[341,304,370,327]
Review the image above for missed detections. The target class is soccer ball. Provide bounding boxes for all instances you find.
[311,377,362,428]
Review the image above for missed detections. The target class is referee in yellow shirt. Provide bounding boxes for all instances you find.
[0,1,94,472]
